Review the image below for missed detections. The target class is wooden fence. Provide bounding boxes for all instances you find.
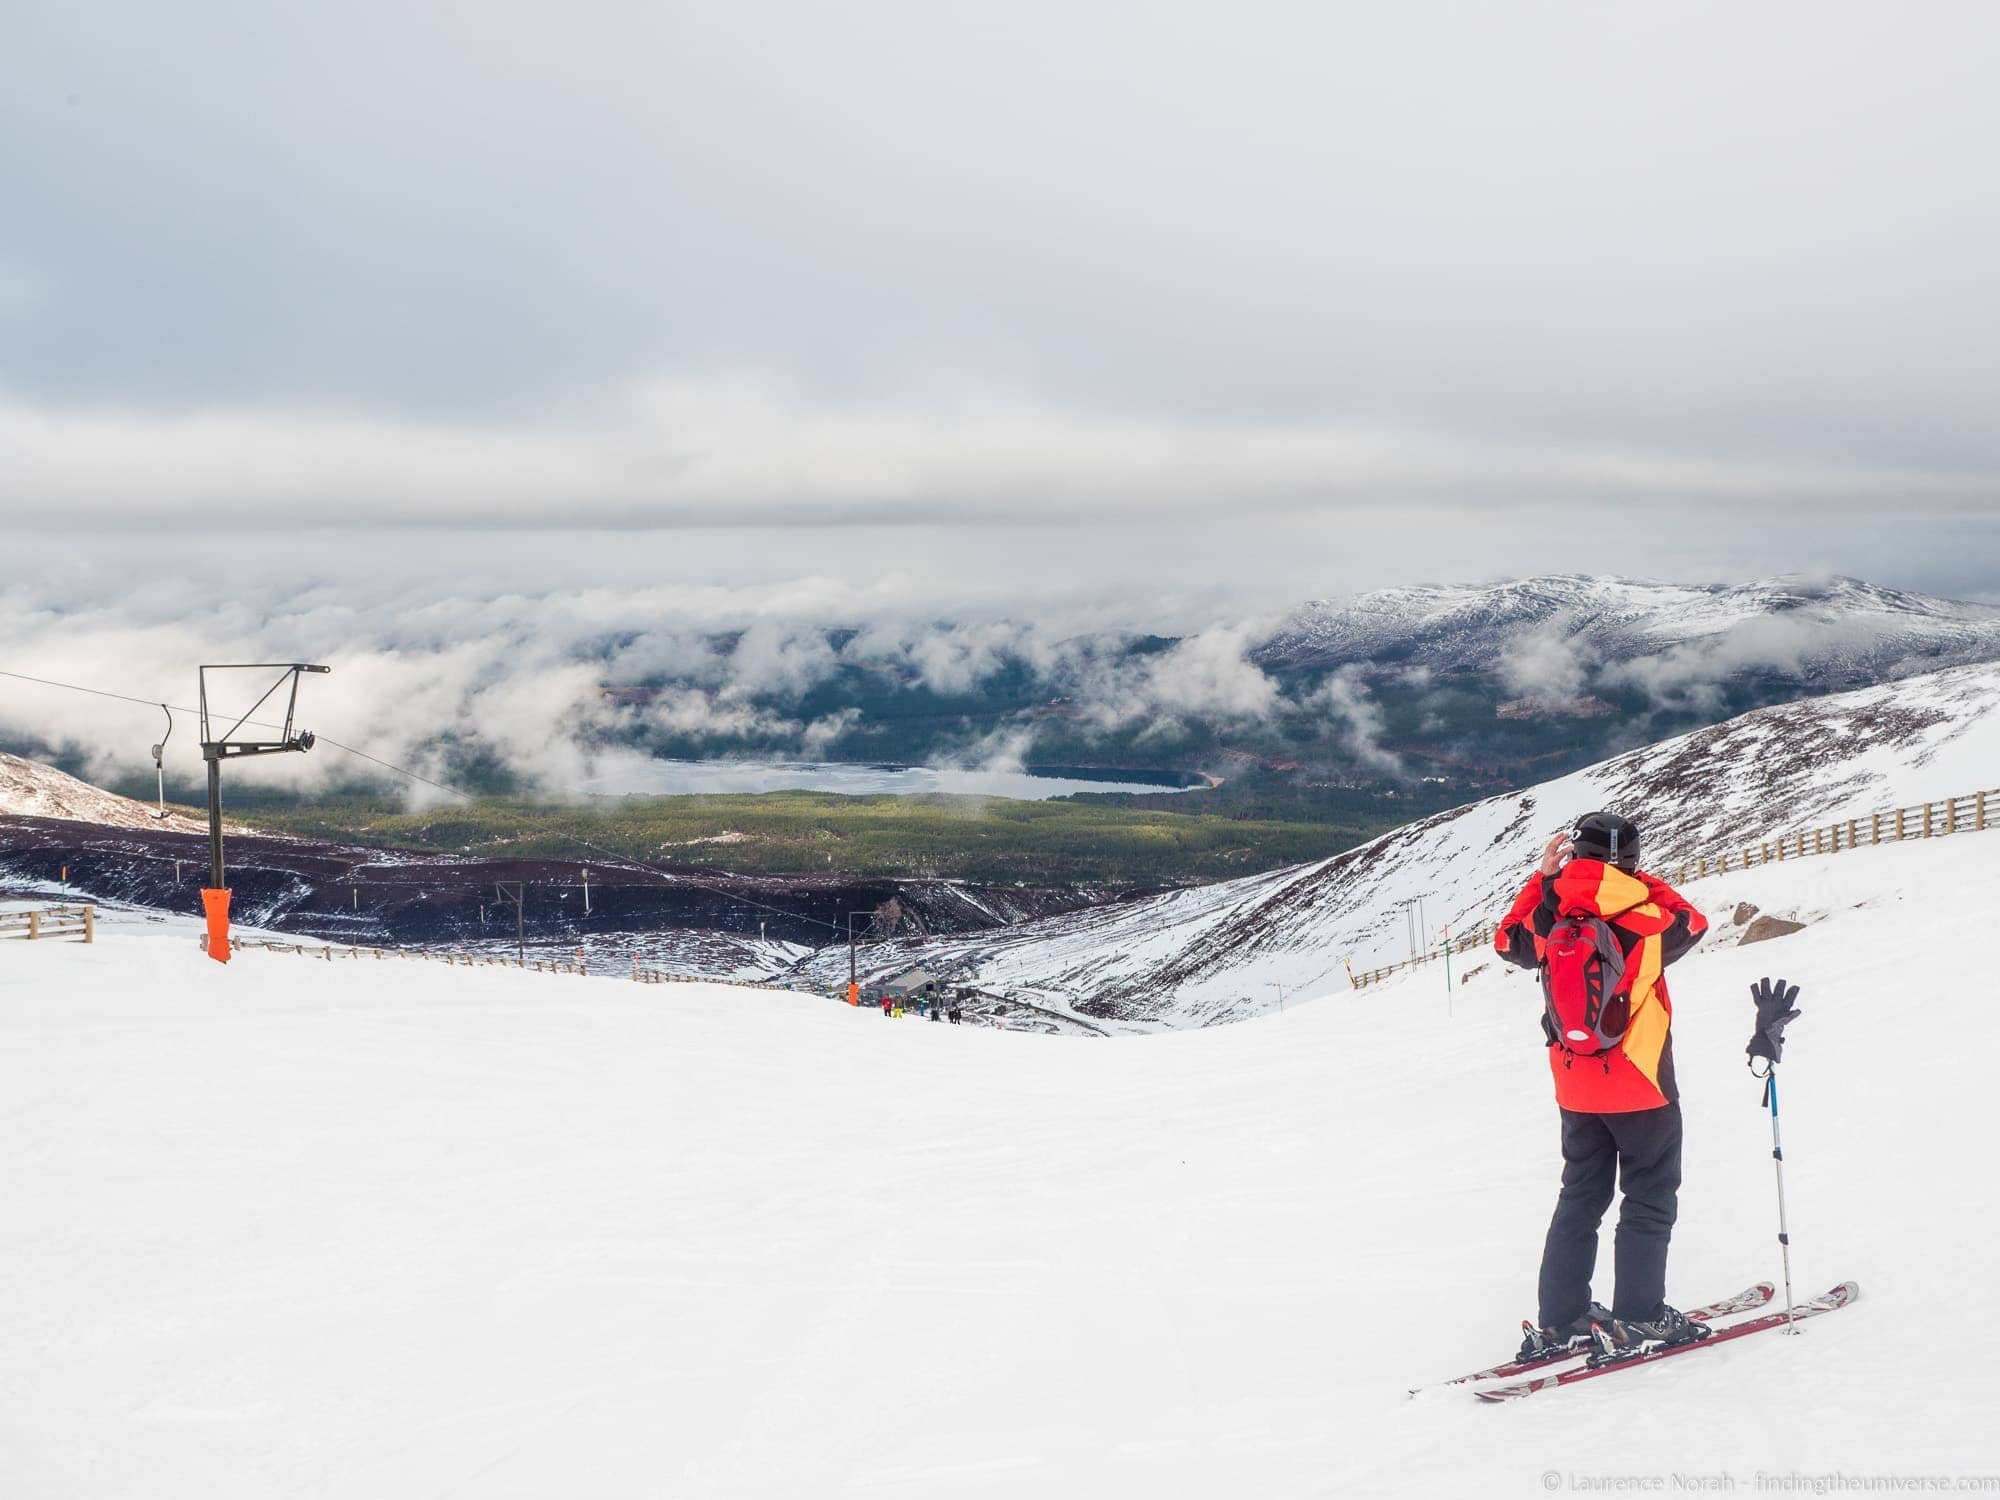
[226,936,798,993]
[1350,785,1998,990]
[226,937,591,975]
[0,905,95,943]
[630,960,798,996]
[1347,921,1495,990]
[1657,785,1995,885]
[4,912,804,996]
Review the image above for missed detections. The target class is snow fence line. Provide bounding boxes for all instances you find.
[629,961,799,996]
[224,938,594,975]
[210,936,805,996]
[1349,783,1999,991]
[0,904,95,943]
[3,911,830,1000]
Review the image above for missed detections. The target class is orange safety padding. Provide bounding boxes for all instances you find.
[200,887,232,963]
[847,980,860,1006]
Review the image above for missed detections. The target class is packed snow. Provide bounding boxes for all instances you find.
[5,831,1998,1495]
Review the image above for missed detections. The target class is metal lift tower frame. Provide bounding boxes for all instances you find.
[197,663,329,959]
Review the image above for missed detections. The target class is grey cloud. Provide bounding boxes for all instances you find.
[1496,619,1600,703]
[3,383,1995,534]
[1303,667,1403,778]
[0,579,1280,796]
[5,3,2000,484]
[841,619,1034,696]
[4,1,2000,778]
[1598,614,1920,712]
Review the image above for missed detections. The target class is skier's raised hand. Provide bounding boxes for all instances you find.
[1747,977,1802,1065]
[1538,829,1575,877]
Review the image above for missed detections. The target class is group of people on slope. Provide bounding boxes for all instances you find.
[879,991,962,1023]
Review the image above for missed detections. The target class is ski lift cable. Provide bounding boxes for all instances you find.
[0,666,474,802]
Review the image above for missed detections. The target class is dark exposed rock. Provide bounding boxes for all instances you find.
[1733,902,1761,926]
[1740,915,1807,945]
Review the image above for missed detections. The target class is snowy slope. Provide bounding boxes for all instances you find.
[3,838,1995,1495]
[804,660,2000,1026]
[0,751,212,833]
[1256,573,2000,680]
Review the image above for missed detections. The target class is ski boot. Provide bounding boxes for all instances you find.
[1516,1302,1614,1364]
[1588,1303,1710,1365]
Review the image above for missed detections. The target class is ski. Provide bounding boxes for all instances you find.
[1473,1281,1859,1402]
[1411,1282,1774,1395]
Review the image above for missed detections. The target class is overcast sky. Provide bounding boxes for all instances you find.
[4,0,1999,617]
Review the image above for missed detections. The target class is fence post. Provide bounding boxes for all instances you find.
[1923,803,1933,838]
[27,911,39,940]
[1896,809,1906,841]
[1848,818,1858,849]
[1981,791,1989,831]
[1947,797,1959,835]
[1872,812,1880,845]
[83,907,95,943]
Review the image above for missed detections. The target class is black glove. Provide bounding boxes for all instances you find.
[1747,977,1802,1067]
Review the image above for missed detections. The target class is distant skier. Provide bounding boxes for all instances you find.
[881,993,893,1018]
[1495,811,1709,1357]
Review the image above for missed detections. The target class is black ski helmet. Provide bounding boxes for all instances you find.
[1572,811,1640,871]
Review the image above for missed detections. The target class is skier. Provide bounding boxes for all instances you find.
[1495,811,1709,1358]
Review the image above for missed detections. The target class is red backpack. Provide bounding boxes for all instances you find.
[1541,911,1635,1055]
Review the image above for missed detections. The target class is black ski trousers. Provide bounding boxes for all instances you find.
[1537,1102,1682,1327]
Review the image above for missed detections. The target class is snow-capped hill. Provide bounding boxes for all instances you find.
[1256,574,2000,684]
[0,752,210,834]
[812,660,2000,1028]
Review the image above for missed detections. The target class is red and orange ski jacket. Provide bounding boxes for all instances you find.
[1495,859,1708,1113]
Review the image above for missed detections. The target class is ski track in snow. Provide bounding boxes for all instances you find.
[4,835,1998,1495]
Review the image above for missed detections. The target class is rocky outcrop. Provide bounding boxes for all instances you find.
[1740,915,1808,946]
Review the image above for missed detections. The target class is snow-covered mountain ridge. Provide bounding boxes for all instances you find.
[806,659,2000,1028]
[1255,573,2000,685]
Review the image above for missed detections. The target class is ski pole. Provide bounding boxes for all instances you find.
[1763,1069,1798,1332]
[1748,976,1804,1333]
